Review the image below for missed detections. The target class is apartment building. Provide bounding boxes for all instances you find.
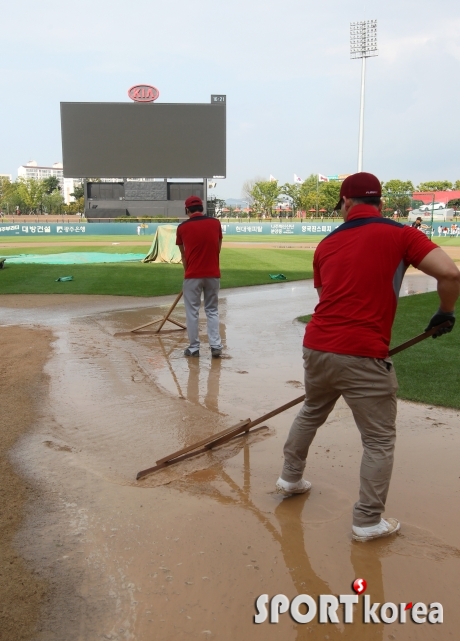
[17,161,79,204]
[18,160,64,182]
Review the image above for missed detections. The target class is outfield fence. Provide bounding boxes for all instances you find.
[0,220,459,238]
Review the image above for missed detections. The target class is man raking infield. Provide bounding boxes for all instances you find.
[276,172,460,542]
[176,195,224,358]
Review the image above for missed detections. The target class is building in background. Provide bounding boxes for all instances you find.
[17,161,79,204]
[18,160,64,183]
[63,178,80,204]
[0,173,12,181]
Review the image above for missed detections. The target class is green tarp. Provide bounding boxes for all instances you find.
[143,224,182,264]
[1,252,145,265]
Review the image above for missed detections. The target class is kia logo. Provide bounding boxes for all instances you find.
[128,84,160,103]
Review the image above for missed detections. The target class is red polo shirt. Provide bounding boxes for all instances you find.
[304,206,437,358]
[176,214,222,279]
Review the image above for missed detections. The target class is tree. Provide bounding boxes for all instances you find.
[297,175,319,214]
[0,179,23,213]
[280,183,302,214]
[0,176,14,211]
[249,180,281,216]
[0,176,11,198]
[382,179,414,194]
[71,184,84,199]
[43,175,61,194]
[0,177,14,211]
[63,197,84,215]
[293,175,341,216]
[42,190,64,214]
[382,180,414,217]
[318,181,341,213]
[454,180,460,190]
[241,176,264,205]
[416,180,453,192]
[16,178,46,213]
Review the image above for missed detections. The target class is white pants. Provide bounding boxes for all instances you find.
[182,278,222,352]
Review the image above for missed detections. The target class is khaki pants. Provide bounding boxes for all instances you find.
[281,348,398,527]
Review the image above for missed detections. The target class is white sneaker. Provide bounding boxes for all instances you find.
[275,477,312,496]
[352,518,401,542]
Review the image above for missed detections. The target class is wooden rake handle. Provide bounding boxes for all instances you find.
[388,321,453,357]
[155,290,184,333]
[135,322,452,480]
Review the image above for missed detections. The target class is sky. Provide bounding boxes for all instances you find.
[1,0,460,199]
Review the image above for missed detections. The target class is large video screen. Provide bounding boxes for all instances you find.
[60,102,226,178]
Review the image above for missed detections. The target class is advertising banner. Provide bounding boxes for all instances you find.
[1,221,458,238]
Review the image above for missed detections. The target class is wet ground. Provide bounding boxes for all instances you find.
[1,274,460,640]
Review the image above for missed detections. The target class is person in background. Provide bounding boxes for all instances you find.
[176,196,224,358]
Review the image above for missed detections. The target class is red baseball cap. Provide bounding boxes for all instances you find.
[185,195,203,208]
[334,172,382,210]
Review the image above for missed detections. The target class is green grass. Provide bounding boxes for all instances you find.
[0,248,313,296]
[433,237,460,246]
[297,293,460,408]
[390,292,459,408]
[0,233,324,247]
[1,233,459,246]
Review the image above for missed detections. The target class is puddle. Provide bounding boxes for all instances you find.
[5,274,460,640]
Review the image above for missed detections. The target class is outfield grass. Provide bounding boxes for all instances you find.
[298,292,459,409]
[1,233,459,247]
[433,237,460,246]
[0,248,313,296]
[0,234,325,246]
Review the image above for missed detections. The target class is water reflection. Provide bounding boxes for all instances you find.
[157,336,185,398]
[274,496,385,640]
[185,356,222,414]
[177,444,387,640]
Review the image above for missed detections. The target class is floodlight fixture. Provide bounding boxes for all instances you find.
[350,20,378,171]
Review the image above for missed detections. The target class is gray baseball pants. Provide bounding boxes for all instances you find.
[182,278,222,352]
[281,347,398,527]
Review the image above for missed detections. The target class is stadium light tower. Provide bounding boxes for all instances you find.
[350,20,378,172]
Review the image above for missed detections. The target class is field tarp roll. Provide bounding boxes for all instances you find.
[143,224,182,264]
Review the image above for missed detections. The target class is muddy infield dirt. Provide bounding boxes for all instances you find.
[1,276,460,641]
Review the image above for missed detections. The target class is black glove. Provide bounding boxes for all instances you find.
[425,309,455,338]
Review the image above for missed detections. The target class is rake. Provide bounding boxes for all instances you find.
[136,321,452,480]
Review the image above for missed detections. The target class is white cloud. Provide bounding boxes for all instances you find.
[1,0,460,194]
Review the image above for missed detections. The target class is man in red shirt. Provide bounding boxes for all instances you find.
[176,195,223,358]
[276,172,460,541]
